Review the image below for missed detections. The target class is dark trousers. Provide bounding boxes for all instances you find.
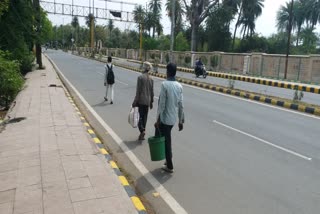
[159,123,174,170]
[138,105,149,133]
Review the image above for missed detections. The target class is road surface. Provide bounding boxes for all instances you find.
[47,50,320,214]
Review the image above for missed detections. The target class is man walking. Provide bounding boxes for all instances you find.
[104,56,115,104]
[155,63,184,173]
[133,62,154,140]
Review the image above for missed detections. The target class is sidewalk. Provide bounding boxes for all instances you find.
[0,57,139,214]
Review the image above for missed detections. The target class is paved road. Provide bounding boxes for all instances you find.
[47,50,320,214]
[113,57,320,106]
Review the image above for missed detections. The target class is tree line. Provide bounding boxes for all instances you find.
[0,0,53,109]
[51,0,319,55]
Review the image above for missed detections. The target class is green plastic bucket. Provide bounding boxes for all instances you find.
[148,136,165,161]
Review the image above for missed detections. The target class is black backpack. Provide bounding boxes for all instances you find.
[106,64,115,84]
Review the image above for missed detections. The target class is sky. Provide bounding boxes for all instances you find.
[47,0,289,37]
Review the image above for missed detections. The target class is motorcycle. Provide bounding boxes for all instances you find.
[195,65,207,78]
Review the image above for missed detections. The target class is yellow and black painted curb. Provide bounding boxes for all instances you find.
[64,91,147,214]
[127,59,320,94]
[114,63,320,117]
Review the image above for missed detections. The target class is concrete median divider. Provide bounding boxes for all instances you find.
[126,59,320,94]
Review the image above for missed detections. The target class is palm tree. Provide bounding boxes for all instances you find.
[182,0,220,51]
[300,26,318,52]
[240,0,264,38]
[155,20,163,36]
[107,19,114,33]
[71,16,79,44]
[231,0,263,49]
[277,0,306,46]
[293,1,306,46]
[145,12,154,36]
[165,0,184,37]
[149,0,162,37]
[133,5,145,33]
[85,13,95,28]
[305,0,320,29]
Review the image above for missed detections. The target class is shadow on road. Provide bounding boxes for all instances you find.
[135,168,173,195]
[122,140,144,150]
[92,100,109,107]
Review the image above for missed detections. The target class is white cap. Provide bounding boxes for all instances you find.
[143,61,153,71]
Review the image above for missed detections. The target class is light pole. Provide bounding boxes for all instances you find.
[284,0,294,79]
[33,0,42,68]
[62,18,65,48]
[170,0,176,62]
[139,23,143,61]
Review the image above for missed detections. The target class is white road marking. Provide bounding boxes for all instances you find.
[118,66,320,121]
[47,56,188,214]
[115,80,129,86]
[154,96,159,100]
[213,120,312,161]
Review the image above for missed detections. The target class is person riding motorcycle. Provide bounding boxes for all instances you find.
[195,58,207,78]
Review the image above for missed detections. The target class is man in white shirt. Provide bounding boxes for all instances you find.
[155,63,184,173]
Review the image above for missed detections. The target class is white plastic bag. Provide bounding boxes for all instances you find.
[128,107,139,128]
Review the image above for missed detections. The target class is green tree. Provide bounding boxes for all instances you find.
[0,50,24,109]
[157,35,171,50]
[232,0,264,49]
[40,11,53,44]
[143,37,159,50]
[95,25,107,44]
[305,0,320,29]
[299,27,318,53]
[239,0,264,38]
[0,0,9,18]
[133,5,145,33]
[166,0,184,49]
[85,13,95,28]
[155,20,163,36]
[145,12,153,36]
[232,0,245,50]
[54,24,74,47]
[71,16,79,44]
[106,28,121,48]
[0,0,35,74]
[108,19,114,33]
[277,0,306,46]
[175,32,189,51]
[149,0,162,37]
[266,32,288,54]
[206,4,234,51]
[183,0,220,51]
[236,34,268,52]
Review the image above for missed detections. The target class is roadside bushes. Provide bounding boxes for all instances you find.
[0,51,24,109]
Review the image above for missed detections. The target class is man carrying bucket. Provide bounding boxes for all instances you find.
[155,63,184,173]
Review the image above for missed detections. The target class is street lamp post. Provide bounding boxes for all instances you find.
[170,0,176,62]
[33,0,42,68]
[139,23,143,61]
[284,0,294,79]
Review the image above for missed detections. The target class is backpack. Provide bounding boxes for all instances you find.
[106,64,115,84]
